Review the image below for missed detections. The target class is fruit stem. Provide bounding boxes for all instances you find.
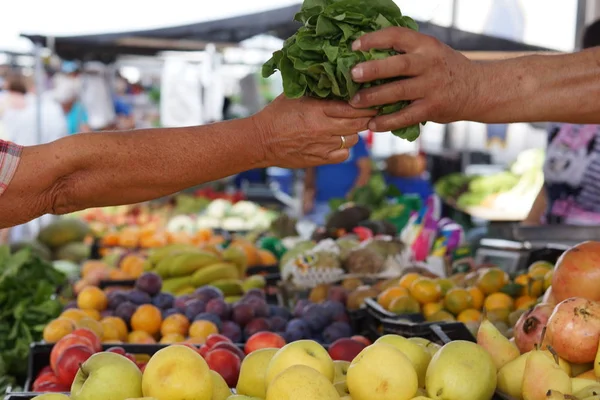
[547,346,559,365]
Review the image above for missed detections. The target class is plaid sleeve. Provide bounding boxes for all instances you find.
[0,140,23,196]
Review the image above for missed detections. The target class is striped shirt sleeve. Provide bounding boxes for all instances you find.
[0,140,23,196]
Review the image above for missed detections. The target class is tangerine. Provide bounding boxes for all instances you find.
[528,261,554,279]
[377,286,409,310]
[131,304,162,336]
[543,270,554,291]
[422,302,444,318]
[457,309,482,323]
[467,287,485,310]
[81,309,101,321]
[484,292,514,311]
[120,254,146,279]
[77,287,108,311]
[409,278,442,304]
[43,318,75,343]
[257,249,278,266]
[399,273,421,289]
[388,295,421,315]
[426,310,456,322]
[436,278,455,296]
[60,308,89,323]
[161,314,190,337]
[515,295,537,310]
[476,268,509,295]
[160,333,186,344]
[75,317,104,339]
[100,321,121,342]
[189,320,219,340]
[101,317,128,341]
[444,288,473,316]
[128,330,157,344]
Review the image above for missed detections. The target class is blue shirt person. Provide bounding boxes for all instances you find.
[303,136,371,225]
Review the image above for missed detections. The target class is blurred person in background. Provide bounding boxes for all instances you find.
[113,75,135,130]
[53,72,91,135]
[303,134,371,225]
[384,152,433,203]
[523,20,600,226]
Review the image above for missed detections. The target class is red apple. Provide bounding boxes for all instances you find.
[205,348,241,387]
[72,328,102,352]
[351,335,372,346]
[124,353,137,364]
[33,374,70,392]
[205,334,232,349]
[36,366,54,379]
[211,341,245,360]
[137,361,147,372]
[50,334,94,372]
[106,346,127,356]
[328,338,367,362]
[244,332,286,355]
[55,345,95,386]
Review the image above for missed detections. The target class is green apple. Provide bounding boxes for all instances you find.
[210,370,231,400]
[347,343,418,400]
[408,337,441,357]
[71,352,142,400]
[265,340,334,385]
[32,395,70,400]
[335,380,350,397]
[376,335,432,387]
[333,360,350,384]
[236,348,278,398]
[142,345,212,400]
[266,365,339,400]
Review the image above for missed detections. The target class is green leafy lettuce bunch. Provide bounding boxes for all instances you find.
[262,0,424,141]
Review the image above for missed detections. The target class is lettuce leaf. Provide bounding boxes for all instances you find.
[263,0,424,141]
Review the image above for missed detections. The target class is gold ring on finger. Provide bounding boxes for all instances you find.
[340,136,347,150]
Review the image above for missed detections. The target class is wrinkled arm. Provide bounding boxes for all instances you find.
[471,48,600,124]
[0,118,266,227]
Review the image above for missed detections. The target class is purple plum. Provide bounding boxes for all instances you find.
[293,299,311,318]
[243,288,266,300]
[184,299,206,321]
[243,297,269,318]
[162,308,182,319]
[221,321,242,342]
[269,305,292,320]
[194,312,222,331]
[107,291,128,310]
[206,298,231,320]
[323,321,353,344]
[269,316,287,332]
[244,318,272,339]
[232,303,255,327]
[127,289,152,305]
[302,305,329,332]
[114,301,138,325]
[193,286,223,303]
[322,300,346,320]
[135,272,162,296]
[152,292,175,310]
[174,295,192,312]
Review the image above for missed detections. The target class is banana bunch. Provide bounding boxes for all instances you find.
[144,244,266,298]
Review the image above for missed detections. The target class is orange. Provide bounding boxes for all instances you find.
[76,317,104,339]
[81,309,101,321]
[131,304,162,336]
[195,228,213,243]
[409,278,442,304]
[43,318,75,342]
[120,254,146,279]
[257,249,278,266]
[436,278,454,296]
[167,231,193,245]
[100,321,121,341]
[101,317,128,341]
[467,287,485,310]
[484,292,514,311]
[426,310,456,322]
[388,295,421,315]
[377,286,409,310]
[77,287,108,311]
[160,333,186,344]
[140,233,168,249]
[543,270,553,291]
[399,273,421,289]
[109,269,131,280]
[422,302,444,318]
[230,241,260,267]
[189,320,219,340]
[515,295,537,310]
[60,308,89,323]
[528,261,554,279]
[118,229,140,248]
[102,232,120,247]
[444,288,473,316]
[161,314,190,337]
[476,268,509,295]
[128,330,157,344]
[457,309,482,323]
[81,261,108,278]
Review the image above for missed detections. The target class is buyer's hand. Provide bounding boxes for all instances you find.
[349,27,481,132]
[253,95,376,168]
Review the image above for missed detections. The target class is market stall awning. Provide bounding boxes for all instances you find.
[22,4,555,62]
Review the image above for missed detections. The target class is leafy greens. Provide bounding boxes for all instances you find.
[262,0,424,141]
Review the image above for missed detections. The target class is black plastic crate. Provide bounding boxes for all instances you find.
[6,393,69,400]
[380,318,475,345]
[364,297,424,339]
[98,279,137,289]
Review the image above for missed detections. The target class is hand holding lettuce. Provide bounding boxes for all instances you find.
[262,0,425,141]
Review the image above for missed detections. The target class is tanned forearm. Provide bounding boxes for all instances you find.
[1,118,266,227]
[472,48,600,124]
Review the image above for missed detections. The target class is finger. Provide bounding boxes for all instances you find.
[326,149,351,164]
[352,26,422,53]
[327,117,372,136]
[341,134,359,149]
[350,78,425,108]
[325,134,359,153]
[323,100,378,118]
[352,54,426,83]
[368,102,430,133]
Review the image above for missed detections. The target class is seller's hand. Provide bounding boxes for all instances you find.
[349,27,481,132]
[253,95,376,168]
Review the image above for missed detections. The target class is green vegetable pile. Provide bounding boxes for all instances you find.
[0,246,66,384]
[262,0,424,141]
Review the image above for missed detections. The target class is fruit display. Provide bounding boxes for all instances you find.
[0,247,67,390]
[435,148,544,219]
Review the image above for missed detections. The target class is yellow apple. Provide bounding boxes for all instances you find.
[142,345,212,400]
[266,365,339,400]
[265,340,334,385]
[334,360,350,383]
[376,335,432,387]
[71,352,143,400]
[347,343,418,400]
[236,348,278,398]
[31,395,71,400]
[210,370,231,400]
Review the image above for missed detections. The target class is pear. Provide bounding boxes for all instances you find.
[574,383,600,399]
[497,352,530,399]
[579,370,599,380]
[572,363,594,377]
[477,319,520,370]
[522,349,572,400]
[545,391,565,400]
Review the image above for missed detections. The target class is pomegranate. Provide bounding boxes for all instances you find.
[544,297,600,363]
[542,286,557,306]
[552,241,600,303]
[514,303,554,353]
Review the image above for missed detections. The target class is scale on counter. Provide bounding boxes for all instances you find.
[475,238,532,274]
